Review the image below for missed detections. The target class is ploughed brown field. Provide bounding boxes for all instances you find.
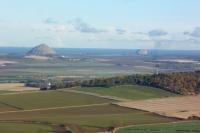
[116,95,200,119]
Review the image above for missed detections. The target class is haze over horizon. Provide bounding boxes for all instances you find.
[0,0,200,50]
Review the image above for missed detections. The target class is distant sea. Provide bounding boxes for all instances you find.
[1,47,200,56]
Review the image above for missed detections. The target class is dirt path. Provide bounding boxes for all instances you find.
[0,88,130,103]
[63,89,130,102]
[0,103,110,114]
[0,90,42,96]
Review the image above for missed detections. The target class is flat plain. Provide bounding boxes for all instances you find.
[0,56,156,82]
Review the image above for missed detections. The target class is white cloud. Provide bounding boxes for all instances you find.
[148,29,168,37]
[190,27,200,37]
[115,28,126,35]
[68,19,106,33]
[1,19,200,49]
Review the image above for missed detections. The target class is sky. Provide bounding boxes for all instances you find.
[0,0,200,49]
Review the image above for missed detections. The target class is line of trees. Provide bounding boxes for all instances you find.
[81,71,200,95]
[26,71,200,95]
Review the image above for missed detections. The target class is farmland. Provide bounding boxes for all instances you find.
[0,88,179,132]
[75,85,177,100]
[0,48,199,132]
[116,95,200,119]
[0,91,114,111]
[116,121,200,133]
[1,0,200,132]
[0,123,52,133]
[0,90,14,94]
[1,48,200,82]
[0,83,39,92]
[0,65,197,133]
[0,104,177,132]
[0,54,160,82]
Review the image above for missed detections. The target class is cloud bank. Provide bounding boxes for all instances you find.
[68,19,106,33]
[1,18,200,49]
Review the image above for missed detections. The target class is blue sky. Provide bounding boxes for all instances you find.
[0,0,200,49]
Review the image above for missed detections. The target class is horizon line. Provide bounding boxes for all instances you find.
[1,46,200,51]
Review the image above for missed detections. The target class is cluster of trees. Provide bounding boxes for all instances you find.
[143,71,200,95]
[81,76,128,87]
[26,71,200,95]
[26,78,79,90]
[81,71,200,95]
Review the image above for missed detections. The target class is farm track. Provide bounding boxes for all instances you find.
[0,90,47,95]
[63,89,130,102]
[0,103,110,114]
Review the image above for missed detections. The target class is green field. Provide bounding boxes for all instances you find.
[75,85,177,100]
[116,121,200,133]
[0,57,155,82]
[0,123,52,133]
[0,90,14,94]
[0,104,177,132]
[0,67,147,81]
[0,91,114,111]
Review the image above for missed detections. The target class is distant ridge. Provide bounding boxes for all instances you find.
[27,44,56,56]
